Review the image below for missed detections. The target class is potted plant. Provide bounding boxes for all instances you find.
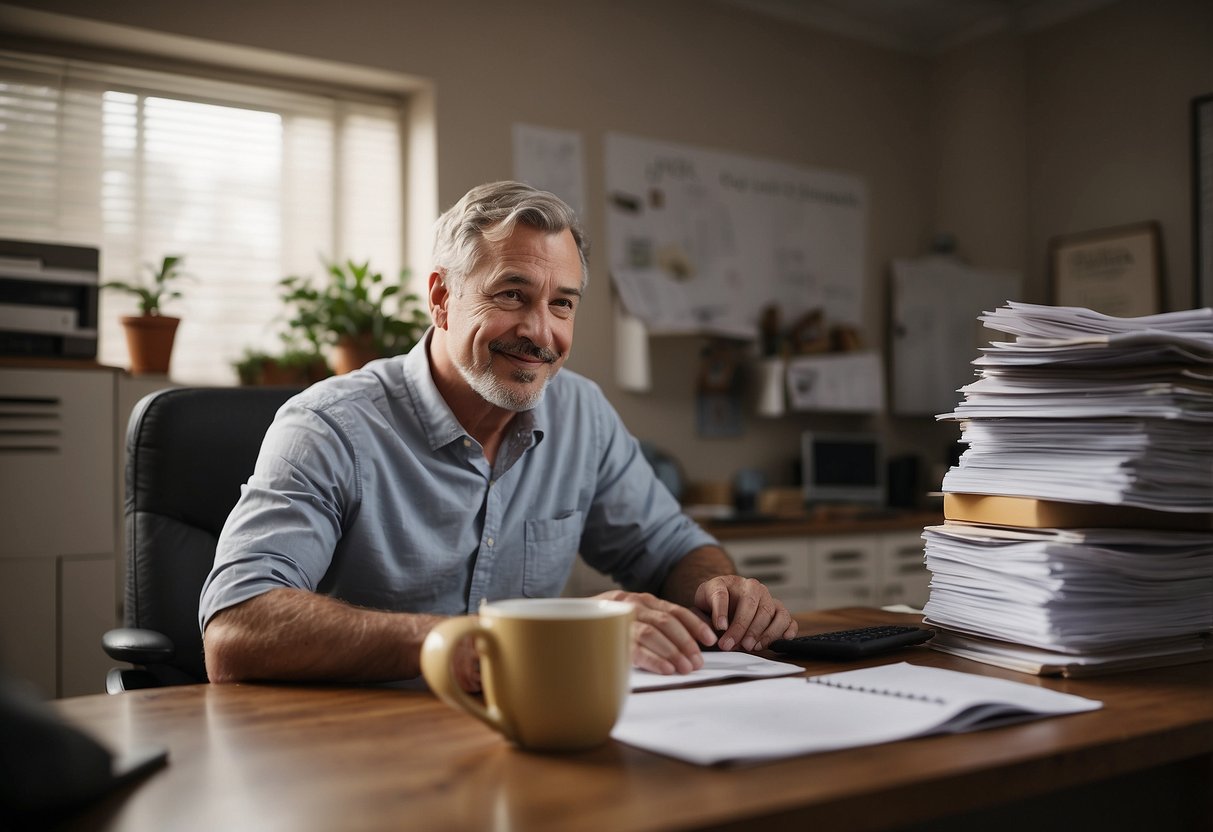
[233,348,272,386]
[233,344,331,386]
[101,255,188,375]
[279,259,429,375]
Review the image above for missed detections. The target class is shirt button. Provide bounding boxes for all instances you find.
[488,479,495,488]
[463,439,472,448]
[486,537,494,547]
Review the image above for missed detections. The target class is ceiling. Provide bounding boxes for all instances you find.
[713,0,1117,54]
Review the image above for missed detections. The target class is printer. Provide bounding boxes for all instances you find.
[0,239,99,359]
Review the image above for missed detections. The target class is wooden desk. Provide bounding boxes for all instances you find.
[54,608,1212,832]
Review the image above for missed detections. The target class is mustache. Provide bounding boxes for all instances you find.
[488,338,560,364]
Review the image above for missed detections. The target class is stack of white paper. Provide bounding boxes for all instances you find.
[977,301,1213,338]
[940,417,1213,511]
[922,523,1213,651]
[923,302,1213,675]
[936,303,1213,511]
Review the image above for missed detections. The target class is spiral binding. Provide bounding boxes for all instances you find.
[807,677,946,705]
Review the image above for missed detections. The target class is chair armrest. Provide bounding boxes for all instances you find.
[101,628,176,665]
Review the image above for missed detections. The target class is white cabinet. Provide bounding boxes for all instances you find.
[561,524,932,615]
[725,536,813,611]
[812,534,880,610]
[0,557,57,695]
[876,530,930,608]
[720,525,932,614]
[0,366,118,698]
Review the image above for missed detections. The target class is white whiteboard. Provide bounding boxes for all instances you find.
[604,133,866,338]
[890,256,1021,416]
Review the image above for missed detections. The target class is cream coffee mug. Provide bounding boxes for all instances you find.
[420,598,635,751]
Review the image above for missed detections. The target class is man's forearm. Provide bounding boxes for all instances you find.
[659,545,736,608]
[203,587,442,684]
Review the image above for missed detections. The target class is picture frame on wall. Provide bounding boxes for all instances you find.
[1049,222,1163,317]
[1193,93,1213,308]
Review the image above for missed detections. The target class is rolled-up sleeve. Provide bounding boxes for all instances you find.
[577,401,717,593]
[198,404,356,630]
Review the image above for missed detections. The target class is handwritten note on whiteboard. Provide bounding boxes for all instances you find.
[605,133,867,338]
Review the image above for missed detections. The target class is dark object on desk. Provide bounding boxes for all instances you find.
[731,468,766,514]
[886,454,921,509]
[102,385,301,692]
[0,669,167,828]
[771,625,935,660]
[639,441,684,502]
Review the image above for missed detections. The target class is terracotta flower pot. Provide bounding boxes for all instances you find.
[259,358,330,386]
[332,334,383,375]
[121,315,180,375]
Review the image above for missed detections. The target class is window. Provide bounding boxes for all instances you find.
[0,49,403,383]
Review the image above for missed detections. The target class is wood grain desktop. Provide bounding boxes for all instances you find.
[53,608,1212,832]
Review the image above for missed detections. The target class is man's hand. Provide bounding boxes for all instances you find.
[451,635,483,693]
[694,575,797,653]
[595,590,716,675]
[656,545,799,656]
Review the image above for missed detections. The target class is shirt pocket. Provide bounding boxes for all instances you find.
[523,511,584,597]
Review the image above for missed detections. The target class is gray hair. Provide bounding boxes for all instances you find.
[431,181,590,292]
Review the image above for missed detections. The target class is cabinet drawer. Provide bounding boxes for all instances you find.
[812,535,877,608]
[0,368,116,557]
[727,537,812,599]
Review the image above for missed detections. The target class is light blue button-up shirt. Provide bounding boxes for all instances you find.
[199,330,717,630]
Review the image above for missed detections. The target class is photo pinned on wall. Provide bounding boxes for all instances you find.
[695,339,744,438]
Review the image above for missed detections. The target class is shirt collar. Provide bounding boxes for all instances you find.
[403,327,546,452]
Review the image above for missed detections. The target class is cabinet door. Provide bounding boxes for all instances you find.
[0,368,116,557]
[877,530,931,609]
[726,537,813,612]
[60,554,116,697]
[811,535,878,609]
[0,557,57,697]
[0,368,118,698]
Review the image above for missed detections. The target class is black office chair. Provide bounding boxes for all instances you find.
[101,386,301,693]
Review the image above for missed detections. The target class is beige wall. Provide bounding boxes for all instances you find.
[1025,0,1212,309]
[3,0,1209,494]
[930,0,1213,305]
[930,30,1029,274]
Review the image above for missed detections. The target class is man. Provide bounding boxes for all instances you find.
[201,181,796,691]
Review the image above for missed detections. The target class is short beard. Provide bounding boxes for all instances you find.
[455,338,560,412]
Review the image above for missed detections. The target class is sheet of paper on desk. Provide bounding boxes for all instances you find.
[612,662,1101,766]
[629,651,802,691]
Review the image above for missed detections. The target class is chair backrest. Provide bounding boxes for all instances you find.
[123,386,300,684]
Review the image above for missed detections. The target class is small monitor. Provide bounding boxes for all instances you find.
[801,432,884,506]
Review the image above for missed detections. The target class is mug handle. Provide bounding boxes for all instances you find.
[420,616,517,742]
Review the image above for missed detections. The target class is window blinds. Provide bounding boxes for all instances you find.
[0,49,403,383]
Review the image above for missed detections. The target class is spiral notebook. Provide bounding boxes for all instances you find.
[611,661,1101,766]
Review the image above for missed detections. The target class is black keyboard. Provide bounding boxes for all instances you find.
[770,625,935,660]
